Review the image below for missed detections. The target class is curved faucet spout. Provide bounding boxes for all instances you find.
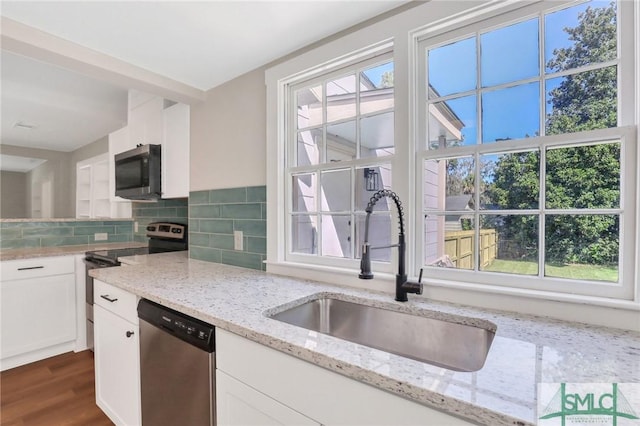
[358,189,422,302]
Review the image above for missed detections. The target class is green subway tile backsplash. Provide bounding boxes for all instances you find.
[132,198,188,241]
[0,219,134,250]
[189,186,266,271]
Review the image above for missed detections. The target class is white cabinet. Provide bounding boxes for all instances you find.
[217,370,320,426]
[0,256,76,371]
[76,153,130,218]
[216,329,475,426]
[162,102,190,198]
[128,96,164,147]
[93,279,141,426]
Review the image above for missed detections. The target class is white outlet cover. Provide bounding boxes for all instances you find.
[234,230,243,251]
[94,232,108,241]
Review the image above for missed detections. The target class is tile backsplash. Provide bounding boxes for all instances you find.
[132,199,189,242]
[189,186,266,271]
[0,219,133,250]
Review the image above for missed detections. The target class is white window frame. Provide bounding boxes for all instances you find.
[285,51,396,273]
[266,0,640,315]
[414,1,637,300]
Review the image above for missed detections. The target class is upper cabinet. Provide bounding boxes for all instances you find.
[162,103,190,199]
[108,90,190,201]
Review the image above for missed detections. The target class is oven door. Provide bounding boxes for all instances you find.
[84,257,115,350]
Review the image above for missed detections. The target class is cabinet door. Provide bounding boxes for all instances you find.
[217,370,320,426]
[129,97,163,146]
[94,305,141,426]
[162,103,190,198]
[1,274,76,359]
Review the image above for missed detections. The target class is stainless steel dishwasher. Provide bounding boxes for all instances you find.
[138,299,215,426]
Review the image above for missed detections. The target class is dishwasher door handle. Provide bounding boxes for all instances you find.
[100,294,118,303]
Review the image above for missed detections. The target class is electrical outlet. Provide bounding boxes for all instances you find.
[234,231,243,251]
[94,233,108,241]
[134,221,139,233]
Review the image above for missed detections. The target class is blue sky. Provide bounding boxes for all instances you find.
[427,0,611,145]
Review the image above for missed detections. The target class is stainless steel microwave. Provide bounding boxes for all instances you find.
[115,144,161,200]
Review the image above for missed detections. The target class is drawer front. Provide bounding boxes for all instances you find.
[94,279,138,325]
[1,256,75,281]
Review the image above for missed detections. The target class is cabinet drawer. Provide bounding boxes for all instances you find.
[1,256,75,281]
[94,280,138,325]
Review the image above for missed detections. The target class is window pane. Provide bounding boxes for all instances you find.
[356,165,392,211]
[296,85,322,129]
[545,214,618,282]
[291,214,317,254]
[321,215,352,258]
[481,151,540,209]
[320,169,351,212]
[327,74,356,122]
[480,214,538,275]
[424,215,475,270]
[326,120,356,162]
[545,142,620,209]
[481,18,539,87]
[292,173,316,212]
[356,214,392,262]
[297,128,321,166]
[360,111,394,158]
[545,1,616,74]
[360,61,394,114]
[428,37,476,98]
[423,157,475,212]
[428,95,477,149]
[482,83,540,142]
[545,66,617,135]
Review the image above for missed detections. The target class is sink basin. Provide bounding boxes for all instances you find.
[269,297,496,372]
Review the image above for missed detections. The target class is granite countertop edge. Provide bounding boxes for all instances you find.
[0,242,148,261]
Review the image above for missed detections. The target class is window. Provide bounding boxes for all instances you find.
[418,0,636,298]
[268,0,637,303]
[287,53,396,269]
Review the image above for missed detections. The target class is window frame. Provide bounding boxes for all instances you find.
[283,48,397,273]
[414,0,637,299]
[266,0,639,307]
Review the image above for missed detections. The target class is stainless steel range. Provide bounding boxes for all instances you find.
[83,222,188,350]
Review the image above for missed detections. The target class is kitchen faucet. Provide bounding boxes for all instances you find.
[359,189,423,302]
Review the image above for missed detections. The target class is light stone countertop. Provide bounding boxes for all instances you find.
[0,242,147,261]
[90,251,640,426]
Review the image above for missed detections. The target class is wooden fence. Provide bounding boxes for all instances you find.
[444,229,497,270]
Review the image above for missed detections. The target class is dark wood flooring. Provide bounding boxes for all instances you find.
[0,350,113,426]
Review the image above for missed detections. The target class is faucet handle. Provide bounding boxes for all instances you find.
[418,268,423,283]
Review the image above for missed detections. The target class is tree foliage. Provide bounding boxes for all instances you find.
[487,1,619,266]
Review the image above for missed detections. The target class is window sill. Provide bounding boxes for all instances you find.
[265,260,640,331]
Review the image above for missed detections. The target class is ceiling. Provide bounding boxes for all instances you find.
[0,1,408,160]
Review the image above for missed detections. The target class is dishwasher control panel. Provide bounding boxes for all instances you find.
[138,298,215,352]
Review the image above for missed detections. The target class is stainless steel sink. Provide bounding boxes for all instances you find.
[269,297,496,372]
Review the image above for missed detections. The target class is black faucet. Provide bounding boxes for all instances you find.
[359,189,423,302]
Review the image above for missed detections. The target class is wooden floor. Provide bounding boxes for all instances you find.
[0,351,113,426]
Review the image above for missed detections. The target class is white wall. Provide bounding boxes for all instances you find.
[190,68,267,191]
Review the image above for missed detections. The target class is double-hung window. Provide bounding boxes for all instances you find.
[270,0,637,303]
[417,0,636,298]
[287,52,396,271]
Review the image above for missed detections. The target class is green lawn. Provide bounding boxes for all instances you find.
[483,259,618,282]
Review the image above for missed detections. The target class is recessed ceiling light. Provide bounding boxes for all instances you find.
[13,121,37,130]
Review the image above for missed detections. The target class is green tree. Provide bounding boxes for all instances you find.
[489,1,619,266]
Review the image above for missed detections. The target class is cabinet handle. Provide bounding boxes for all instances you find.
[17,266,44,271]
[100,294,118,303]
[126,331,135,338]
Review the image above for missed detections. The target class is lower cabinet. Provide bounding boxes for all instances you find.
[217,370,320,426]
[0,256,76,371]
[93,280,141,426]
[216,329,475,426]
